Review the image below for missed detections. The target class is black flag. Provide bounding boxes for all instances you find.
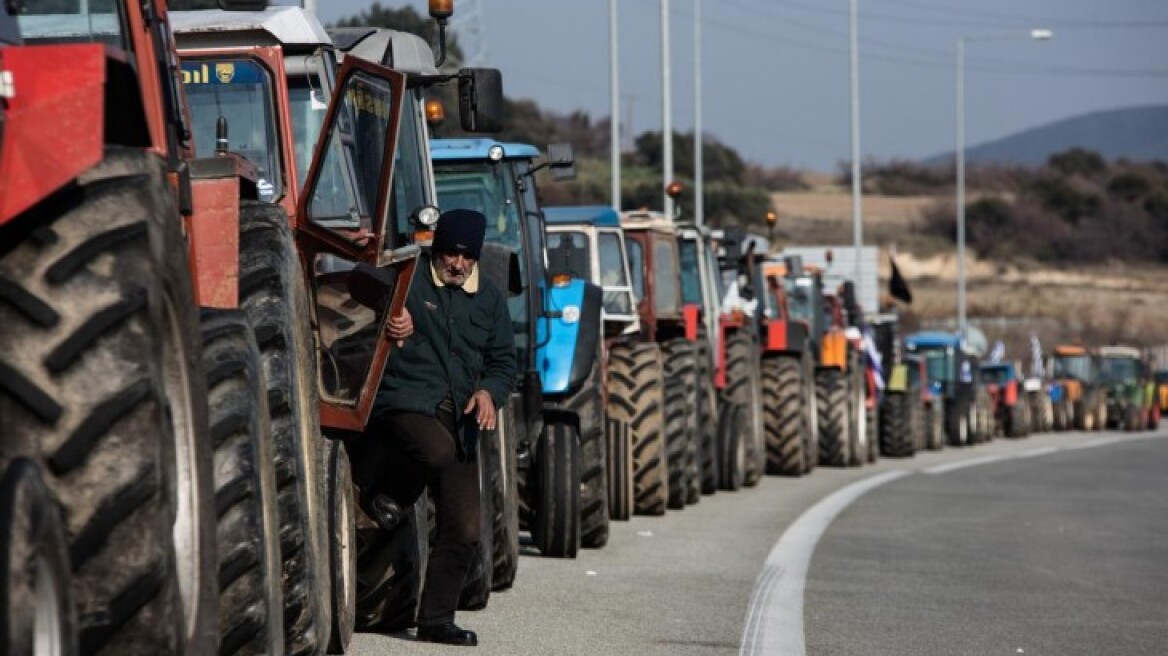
[889,252,913,304]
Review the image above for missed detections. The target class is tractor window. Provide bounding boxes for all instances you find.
[1099,357,1139,383]
[925,351,951,384]
[1052,355,1092,381]
[17,1,126,49]
[653,235,681,316]
[288,65,331,188]
[597,231,634,316]
[703,242,726,304]
[183,58,282,202]
[784,276,815,323]
[627,239,645,303]
[678,238,702,306]
[546,231,590,280]
[387,93,430,249]
[310,253,391,404]
[307,70,396,235]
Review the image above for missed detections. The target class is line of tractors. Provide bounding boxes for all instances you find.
[2,3,1166,656]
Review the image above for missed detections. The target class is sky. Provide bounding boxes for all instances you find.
[304,0,1168,172]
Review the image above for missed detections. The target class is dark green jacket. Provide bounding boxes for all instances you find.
[376,254,517,431]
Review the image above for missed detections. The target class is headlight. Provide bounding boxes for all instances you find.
[488,145,505,161]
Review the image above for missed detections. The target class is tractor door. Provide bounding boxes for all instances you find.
[295,56,418,431]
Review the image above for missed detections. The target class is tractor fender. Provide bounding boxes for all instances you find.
[538,280,602,397]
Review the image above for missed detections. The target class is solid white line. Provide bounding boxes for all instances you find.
[923,454,1009,474]
[739,470,909,656]
[1013,445,1060,459]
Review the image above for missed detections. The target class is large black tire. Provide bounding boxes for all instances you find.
[237,203,331,656]
[569,353,609,549]
[721,331,764,487]
[847,360,868,468]
[946,399,971,447]
[1,459,79,656]
[1074,398,1094,431]
[879,392,916,458]
[200,310,284,656]
[606,418,634,520]
[1007,401,1029,438]
[865,400,880,464]
[762,358,807,476]
[532,422,581,559]
[816,369,851,467]
[661,338,699,509]
[0,148,217,655]
[352,494,427,633]
[694,339,720,495]
[718,402,747,491]
[606,342,668,516]
[485,402,519,590]
[325,440,356,654]
[801,352,819,474]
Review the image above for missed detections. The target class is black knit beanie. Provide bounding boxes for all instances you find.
[431,208,487,260]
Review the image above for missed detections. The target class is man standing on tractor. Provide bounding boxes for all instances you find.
[349,209,517,647]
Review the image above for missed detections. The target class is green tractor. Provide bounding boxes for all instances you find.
[1099,346,1160,431]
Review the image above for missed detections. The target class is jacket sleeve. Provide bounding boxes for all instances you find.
[478,289,518,410]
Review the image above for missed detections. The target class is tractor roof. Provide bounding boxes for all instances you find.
[905,331,962,350]
[620,210,676,232]
[327,27,438,75]
[1099,345,1141,359]
[543,206,621,228]
[431,139,541,162]
[170,7,330,48]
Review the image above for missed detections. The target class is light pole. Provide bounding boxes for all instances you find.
[956,28,1052,339]
[693,0,703,227]
[661,0,674,218]
[610,0,621,210]
[849,0,862,304]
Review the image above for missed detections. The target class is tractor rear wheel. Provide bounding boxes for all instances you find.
[325,439,356,653]
[571,349,610,548]
[1007,401,1028,438]
[879,392,915,458]
[352,494,427,633]
[924,403,944,451]
[722,332,765,486]
[532,422,581,558]
[606,342,669,516]
[718,403,747,491]
[816,369,851,466]
[0,148,217,656]
[238,203,331,656]
[762,358,806,476]
[662,338,699,509]
[199,310,285,656]
[457,456,495,610]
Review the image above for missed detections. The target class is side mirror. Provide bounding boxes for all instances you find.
[547,143,576,181]
[458,67,504,133]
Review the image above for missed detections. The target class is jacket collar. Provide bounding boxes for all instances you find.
[430,258,480,294]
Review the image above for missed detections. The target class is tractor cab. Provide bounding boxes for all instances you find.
[621,210,686,342]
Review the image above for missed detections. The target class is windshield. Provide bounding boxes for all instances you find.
[911,346,952,384]
[182,58,282,202]
[598,230,634,315]
[546,231,590,280]
[653,234,680,316]
[1099,357,1139,383]
[17,1,125,48]
[627,238,645,303]
[1052,354,1092,381]
[981,366,1011,384]
[678,238,702,306]
[785,275,815,323]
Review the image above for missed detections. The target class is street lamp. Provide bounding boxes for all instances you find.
[956,28,1052,340]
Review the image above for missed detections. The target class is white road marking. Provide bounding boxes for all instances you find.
[739,470,909,656]
[1013,445,1060,459]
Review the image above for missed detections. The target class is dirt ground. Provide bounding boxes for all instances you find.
[766,184,1168,356]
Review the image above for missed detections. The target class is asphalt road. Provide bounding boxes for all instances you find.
[347,430,1168,656]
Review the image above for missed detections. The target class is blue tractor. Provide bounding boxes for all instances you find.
[431,139,606,559]
[904,331,993,447]
[543,206,649,521]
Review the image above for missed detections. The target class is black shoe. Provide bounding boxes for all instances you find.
[366,494,405,533]
[417,622,477,647]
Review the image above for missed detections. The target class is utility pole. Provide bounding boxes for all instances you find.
[661,0,674,217]
[849,0,863,297]
[693,0,703,227]
[610,0,621,210]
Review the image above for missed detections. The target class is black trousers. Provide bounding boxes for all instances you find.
[353,409,480,626]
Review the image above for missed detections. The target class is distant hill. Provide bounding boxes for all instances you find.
[927,105,1168,166]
